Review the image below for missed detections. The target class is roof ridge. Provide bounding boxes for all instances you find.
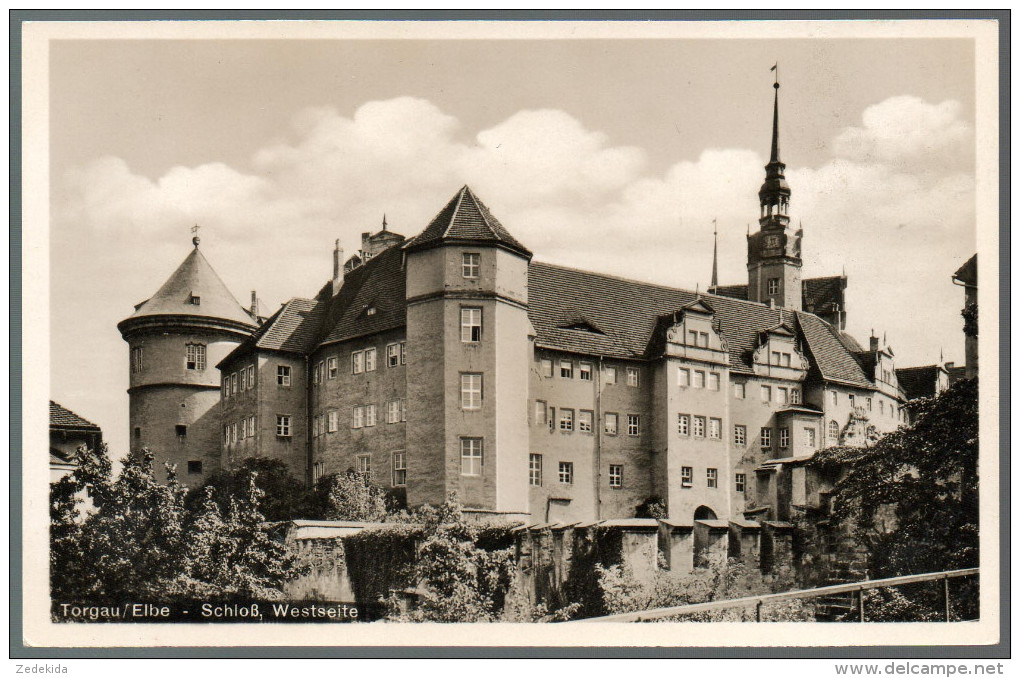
[463,187,502,242]
[442,185,469,239]
[534,260,775,312]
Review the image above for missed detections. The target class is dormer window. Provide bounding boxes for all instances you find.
[366,307,376,316]
[189,295,201,306]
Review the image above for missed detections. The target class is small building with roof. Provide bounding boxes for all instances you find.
[50,400,103,483]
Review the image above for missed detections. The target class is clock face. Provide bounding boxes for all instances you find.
[765,235,781,249]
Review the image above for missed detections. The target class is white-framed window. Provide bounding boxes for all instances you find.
[849,394,856,407]
[779,427,789,448]
[782,353,792,367]
[578,410,593,433]
[560,360,573,378]
[400,398,407,422]
[231,373,238,395]
[131,347,144,374]
[387,400,400,424]
[604,366,617,385]
[708,372,720,391]
[579,362,593,381]
[558,461,573,484]
[791,389,801,404]
[828,419,840,440]
[462,252,480,278]
[461,308,482,343]
[804,427,817,449]
[364,348,376,372]
[627,414,640,436]
[387,343,399,367]
[460,438,483,476]
[352,405,364,429]
[365,404,377,427]
[534,400,547,426]
[734,424,746,446]
[559,408,574,431]
[327,357,338,379]
[185,343,206,370]
[222,376,229,400]
[678,368,690,387]
[778,387,789,404]
[693,415,706,438]
[461,373,483,410]
[609,464,623,488]
[693,370,705,389]
[277,365,291,386]
[767,278,780,295]
[392,451,407,486]
[734,382,746,399]
[247,365,255,388]
[772,351,782,365]
[399,341,406,365]
[541,359,553,377]
[352,350,365,374]
[356,454,371,476]
[761,427,772,448]
[311,415,319,438]
[687,329,698,345]
[761,385,772,402]
[678,413,690,436]
[314,361,323,385]
[312,462,326,484]
[327,410,338,433]
[223,425,229,445]
[707,468,718,488]
[231,422,237,444]
[249,415,256,436]
[605,412,618,435]
[626,367,639,387]
[241,418,248,439]
[867,396,873,411]
[735,473,746,493]
[698,332,709,348]
[529,453,542,486]
[709,417,721,439]
[276,415,291,438]
[831,391,838,406]
[681,466,693,488]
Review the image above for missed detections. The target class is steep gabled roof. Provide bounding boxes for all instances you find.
[318,244,407,347]
[128,246,256,327]
[794,312,872,387]
[402,186,531,258]
[50,401,101,431]
[953,254,977,286]
[217,297,326,367]
[896,364,942,400]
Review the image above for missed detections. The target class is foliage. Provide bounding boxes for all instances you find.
[810,378,979,619]
[635,495,668,519]
[560,526,625,618]
[313,470,390,522]
[50,445,305,608]
[596,559,811,622]
[962,302,978,337]
[188,456,313,522]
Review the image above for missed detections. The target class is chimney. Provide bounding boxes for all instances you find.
[332,239,344,296]
[250,291,258,317]
[869,335,880,352]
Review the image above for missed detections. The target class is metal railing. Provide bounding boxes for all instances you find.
[567,567,979,623]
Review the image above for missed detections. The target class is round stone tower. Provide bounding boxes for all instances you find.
[117,236,257,483]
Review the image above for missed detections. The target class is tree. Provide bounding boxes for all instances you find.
[188,456,313,522]
[810,378,979,619]
[313,470,389,522]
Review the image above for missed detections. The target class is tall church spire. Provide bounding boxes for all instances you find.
[710,219,719,291]
[770,77,781,164]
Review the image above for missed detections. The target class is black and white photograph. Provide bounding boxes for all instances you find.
[17,16,1002,652]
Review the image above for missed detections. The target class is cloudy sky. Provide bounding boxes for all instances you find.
[47,32,978,454]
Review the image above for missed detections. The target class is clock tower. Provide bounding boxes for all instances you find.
[747,74,802,310]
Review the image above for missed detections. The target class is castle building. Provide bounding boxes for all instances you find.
[122,80,911,524]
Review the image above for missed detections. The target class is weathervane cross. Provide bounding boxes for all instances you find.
[191,223,201,247]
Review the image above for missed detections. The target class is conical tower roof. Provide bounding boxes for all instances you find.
[403,185,532,258]
[125,244,256,328]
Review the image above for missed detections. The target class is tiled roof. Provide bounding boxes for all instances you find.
[402,186,531,257]
[128,246,257,327]
[217,297,325,367]
[896,365,941,400]
[319,245,407,346]
[802,275,846,315]
[953,254,977,286]
[712,276,846,315]
[794,312,872,387]
[50,401,101,430]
